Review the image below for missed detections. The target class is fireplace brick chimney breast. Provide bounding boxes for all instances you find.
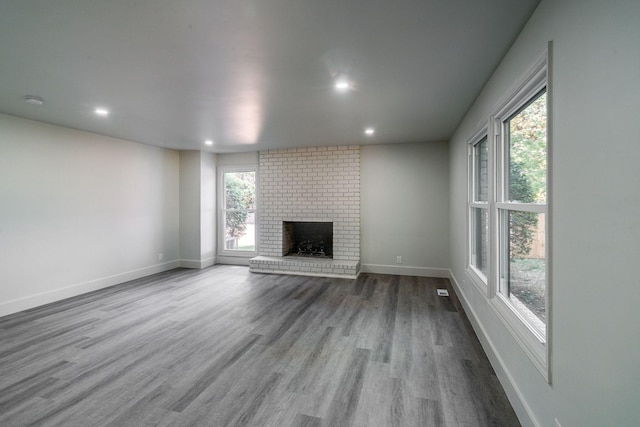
[250,146,360,278]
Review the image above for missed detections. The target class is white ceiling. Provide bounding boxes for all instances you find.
[0,0,539,152]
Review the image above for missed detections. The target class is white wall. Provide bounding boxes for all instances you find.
[448,1,640,426]
[361,142,450,276]
[179,150,217,268]
[0,114,180,316]
[179,151,202,265]
[217,151,258,167]
[200,151,217,264]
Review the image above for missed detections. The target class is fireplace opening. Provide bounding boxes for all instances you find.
[283,221,333,258]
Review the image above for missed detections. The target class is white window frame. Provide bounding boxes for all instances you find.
[492,49,550,381]
[218,165,258,259]
[465,45,553,382]
[467,127,490,293]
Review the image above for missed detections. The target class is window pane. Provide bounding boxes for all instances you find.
[223,170,256,252]
[224,171,256,210]
[506,211,546,328]
[225,211,255,251]
[471,207,488,278]
[474,137,489,202]
[507,91,546,204]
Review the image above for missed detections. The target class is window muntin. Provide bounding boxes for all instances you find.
[221,169,256,253]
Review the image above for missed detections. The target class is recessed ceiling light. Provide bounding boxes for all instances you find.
[95,107,109,116]
[24,95,44,105]
[335,79,351,92]
[364,127,375,136]
[205,140,213,146]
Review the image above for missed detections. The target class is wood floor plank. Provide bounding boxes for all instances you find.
[390,276,414,380]
[167,333,262,412]
[0,266,520,426]
[324,347,371,427]
[373,276,399,363]
[291,413,322,427]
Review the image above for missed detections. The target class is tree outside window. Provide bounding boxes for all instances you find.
[223,170,256,252]
[502,91,547,327]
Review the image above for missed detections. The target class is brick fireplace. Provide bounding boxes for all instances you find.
[249,146,360,278]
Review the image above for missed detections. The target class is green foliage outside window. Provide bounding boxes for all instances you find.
[509,92,547,203]
[225,172,255,239]
[509,163,538,257]
[508,92,546,257]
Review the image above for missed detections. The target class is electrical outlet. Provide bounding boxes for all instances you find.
[437,289,449,297]
[158,253,163,261]
[396,256,402,264]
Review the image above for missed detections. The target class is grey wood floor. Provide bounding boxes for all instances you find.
[0,266,520,427]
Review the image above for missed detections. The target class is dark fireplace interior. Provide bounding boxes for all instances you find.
[283,221,333,258]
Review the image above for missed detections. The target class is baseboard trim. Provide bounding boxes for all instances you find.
[0,260,181,318]
[179,258,216,269]
[448,269,540,427]
[360,264,449,278]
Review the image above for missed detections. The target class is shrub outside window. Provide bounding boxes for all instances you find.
[220,168,257,256]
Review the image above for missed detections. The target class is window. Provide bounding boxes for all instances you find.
[466,50,551,379]
[469,133,489,284]
[219,167,257,256]
[497,90,547,339]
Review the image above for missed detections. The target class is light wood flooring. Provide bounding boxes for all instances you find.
[0,266,520,426]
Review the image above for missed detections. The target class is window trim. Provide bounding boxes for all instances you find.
[467,126,490,293]
[465,44,553,383]
[218,165,258,258]
[491,48,550,381]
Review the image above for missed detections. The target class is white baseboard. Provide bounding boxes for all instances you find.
[179,257,216,269]
[0,260,181,318]
[448,270,539,427]
[360,263,449,278]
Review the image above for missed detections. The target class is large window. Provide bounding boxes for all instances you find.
[466,51,550,378]
[220,167,257,256]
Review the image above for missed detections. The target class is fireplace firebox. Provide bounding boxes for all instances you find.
[283,221,333,258]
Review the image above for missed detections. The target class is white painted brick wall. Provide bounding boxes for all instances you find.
[258,146,360,262]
